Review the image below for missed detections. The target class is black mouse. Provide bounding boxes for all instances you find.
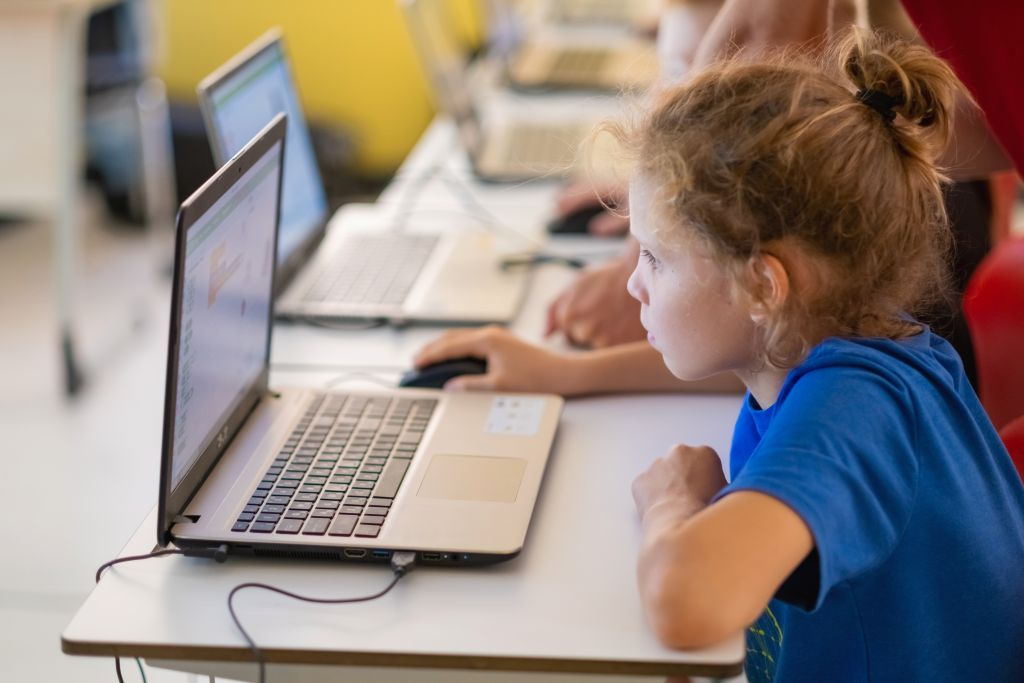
[546,204,607,234]
[398,356,488,389]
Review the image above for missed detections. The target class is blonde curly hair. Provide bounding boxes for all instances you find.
[602,29,964,368]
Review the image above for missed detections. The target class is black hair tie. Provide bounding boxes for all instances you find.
[855,88,898,123]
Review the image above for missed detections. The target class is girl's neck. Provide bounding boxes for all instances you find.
[735,366,792,410]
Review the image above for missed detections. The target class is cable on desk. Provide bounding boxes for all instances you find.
[95,548,186,683]
[295,317,389,332]
[499,253,587,271]
[322,371,401,390]
[228,550,418,683]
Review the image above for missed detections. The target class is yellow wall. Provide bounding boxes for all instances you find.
[157,0,484,176]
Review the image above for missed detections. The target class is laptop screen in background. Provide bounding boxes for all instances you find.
[170,142,282,490]
[205,42,327,269]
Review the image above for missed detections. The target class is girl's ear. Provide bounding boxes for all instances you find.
[746,252,790,325]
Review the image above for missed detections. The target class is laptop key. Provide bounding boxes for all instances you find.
[262,504,285,514]
[250,522,275,533]
[302,518,330,535]
[232,521,249,532]
[340,505,364,515]
[361,515,386,526]
[236,512,255,523]
[284,510,308,520]
[354,524,381,538]
[365,505,390,517]
[310,508,334,518]
[374,460,410,499]
[369,497,394,507]
[276,518,303,534]
[329,514,360,536]
[256,513,281,524]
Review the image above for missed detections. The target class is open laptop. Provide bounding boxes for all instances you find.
[485,0,658,93]
[159,114,564,564]
[197,29,528,324]
[541,0,660,26]
[400,0,616,183]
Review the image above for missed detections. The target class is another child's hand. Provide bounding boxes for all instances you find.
[413,326,576,394]
[632,445,728,522]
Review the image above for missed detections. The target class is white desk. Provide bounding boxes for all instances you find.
[62,386,743,681]
[62,105,746,679]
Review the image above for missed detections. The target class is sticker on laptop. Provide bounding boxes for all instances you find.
[485,396,545,436]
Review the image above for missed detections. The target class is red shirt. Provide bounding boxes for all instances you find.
[901,1,1024,174]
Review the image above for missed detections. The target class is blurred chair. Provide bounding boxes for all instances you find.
[963,235,1024,476]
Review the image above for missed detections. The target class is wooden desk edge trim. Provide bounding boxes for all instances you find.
[60,637,745,678]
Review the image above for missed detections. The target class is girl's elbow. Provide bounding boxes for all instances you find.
[643,575,748,650]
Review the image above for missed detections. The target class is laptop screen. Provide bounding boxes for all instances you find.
[201,37,327,272]
[169,137,282,490]
[401,0,483,152]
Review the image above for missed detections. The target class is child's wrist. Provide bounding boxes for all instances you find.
[642,496,708,528]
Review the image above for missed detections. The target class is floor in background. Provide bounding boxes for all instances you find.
[0,194,747,682]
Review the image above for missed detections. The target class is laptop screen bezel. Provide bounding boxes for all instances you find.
[399,0,487,163]
[195,28,328,297]
[157,113,286,548]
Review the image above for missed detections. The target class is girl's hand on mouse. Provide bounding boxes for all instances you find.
[413,326,579,395]
[632,445,728,523]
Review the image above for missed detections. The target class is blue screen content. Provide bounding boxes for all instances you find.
[207,43,327,269]
[170,143,281,489]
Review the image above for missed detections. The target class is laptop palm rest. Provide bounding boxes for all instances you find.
[417,455,527,503]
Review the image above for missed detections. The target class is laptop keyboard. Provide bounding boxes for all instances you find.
[232,392,437,538]
[506,124,581,168]
[547,48,610,83]
[303,234,440,306]
[553,0,632,23]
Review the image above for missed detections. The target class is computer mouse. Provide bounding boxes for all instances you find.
[398,356,488,389]
[546,204,607,234]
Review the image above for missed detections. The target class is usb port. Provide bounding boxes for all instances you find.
[343,548,367,559]
[371,550,391,559]
[422,552,441,562]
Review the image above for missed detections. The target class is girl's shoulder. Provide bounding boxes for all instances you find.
[782,327,966,400]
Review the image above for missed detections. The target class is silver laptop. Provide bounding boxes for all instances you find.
[485,0,658,93]
[542,0,658,26]
[400,0,606,183]
[159,115,563,564]
[197,29,527,324]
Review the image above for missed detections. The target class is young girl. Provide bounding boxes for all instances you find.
[413,29,1024,682]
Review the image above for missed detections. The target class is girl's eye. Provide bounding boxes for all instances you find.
[640,248,658,267]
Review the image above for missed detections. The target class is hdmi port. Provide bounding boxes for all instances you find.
[344,548,367,559]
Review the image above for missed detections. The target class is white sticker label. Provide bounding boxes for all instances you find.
[485,396,545,436]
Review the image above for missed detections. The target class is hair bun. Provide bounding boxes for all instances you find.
[839,29,960,161]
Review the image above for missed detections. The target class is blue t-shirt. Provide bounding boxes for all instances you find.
[714,329,1024,682]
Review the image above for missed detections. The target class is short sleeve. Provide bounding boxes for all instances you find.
[715,361,920,611]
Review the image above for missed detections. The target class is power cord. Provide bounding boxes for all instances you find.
[94,548,187,683]
[228,551,418,683]
[95,547,418,683]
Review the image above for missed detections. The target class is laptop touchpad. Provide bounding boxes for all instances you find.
[417,455,527,503]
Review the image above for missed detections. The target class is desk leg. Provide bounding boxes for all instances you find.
[54,5,88,397]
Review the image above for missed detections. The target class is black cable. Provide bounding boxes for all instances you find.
[94,548,184,584]
[95,548,185,683]
[499,253,587,271]
[228,551,417,683]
